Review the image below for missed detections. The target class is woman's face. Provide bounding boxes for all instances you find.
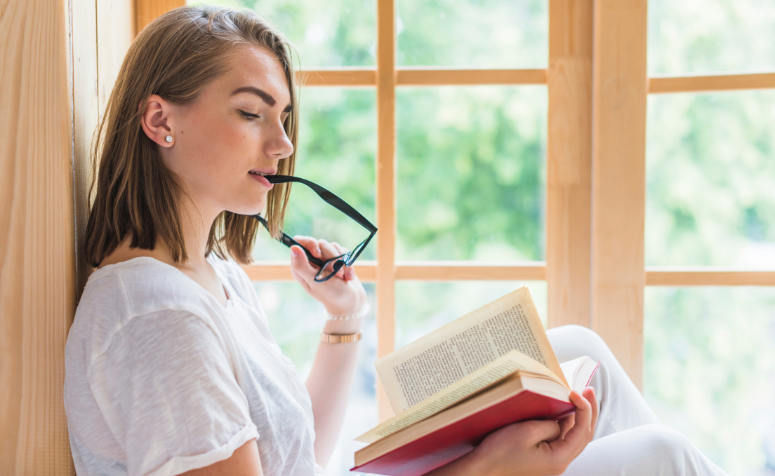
[145,45,294,219]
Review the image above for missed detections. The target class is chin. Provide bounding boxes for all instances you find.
[223,199,266,217]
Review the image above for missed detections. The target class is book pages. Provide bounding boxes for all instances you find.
[560,356,601,393]
[375,287,566,414]
[356,350,556,444]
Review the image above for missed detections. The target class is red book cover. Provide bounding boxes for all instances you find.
[351,390,575,476]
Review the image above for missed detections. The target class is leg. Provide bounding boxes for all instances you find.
[547,325,659,438]
[562,424,729,476]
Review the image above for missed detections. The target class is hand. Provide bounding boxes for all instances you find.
[430,388,598,476]
[288,236,367,317]
[476,388,598,476]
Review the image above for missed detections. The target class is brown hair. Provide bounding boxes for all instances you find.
[85,5,298,267]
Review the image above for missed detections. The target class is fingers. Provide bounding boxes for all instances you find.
[545,389,595,460]
[557,414,575,440]
[582,387,598,434]
[329,242,356,281]
[520,420,562,446]
[293,236,354,282]
[291,236,322,260]
[289,245,314,291]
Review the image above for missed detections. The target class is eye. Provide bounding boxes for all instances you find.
[239,110,259,120]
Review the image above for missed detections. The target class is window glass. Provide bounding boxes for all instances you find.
[255,282,377,475]
[252,88,376,262]
[395,281,547,350]
[397,87,546,261]
[397,0,547,68]
[644,287,775,475]
[190,0,376,67]
[646,91,775,267]
[649,0,775,75]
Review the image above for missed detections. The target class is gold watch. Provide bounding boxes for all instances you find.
[320,332,362,344]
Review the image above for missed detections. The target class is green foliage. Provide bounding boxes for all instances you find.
[645,2,775,474]
[396,87,546,261]
[648,0,775,74]
[646,90,775,267]
[397,0,547,67]
[644,288,775,474]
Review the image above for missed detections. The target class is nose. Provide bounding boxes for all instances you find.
[265,121,294,162]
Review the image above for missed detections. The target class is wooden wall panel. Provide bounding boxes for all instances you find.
[74,0,100,301]
[0,0,77,473]
[546,0,593,329]
[591,0,648,388]
[97,0,136,121]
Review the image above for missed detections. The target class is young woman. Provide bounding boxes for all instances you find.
[64,5,729,476]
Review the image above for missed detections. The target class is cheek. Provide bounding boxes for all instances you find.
[186,115,251,180]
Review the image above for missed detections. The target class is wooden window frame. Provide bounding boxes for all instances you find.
[134,0,775,423]
[7,0,775,474]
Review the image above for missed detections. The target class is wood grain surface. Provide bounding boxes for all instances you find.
[546,0,594,330]
[0,0,76,473]
[590,0,648,389]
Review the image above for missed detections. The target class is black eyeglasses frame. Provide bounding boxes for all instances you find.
[253,175,377,283]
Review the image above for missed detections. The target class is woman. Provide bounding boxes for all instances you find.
[64,5,728,476]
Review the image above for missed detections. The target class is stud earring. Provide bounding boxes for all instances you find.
[165,135,173,143]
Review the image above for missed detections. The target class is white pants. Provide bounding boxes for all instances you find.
[547,325,729,476]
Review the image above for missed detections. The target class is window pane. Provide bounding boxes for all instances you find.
[397,87,546,261]
[649,0,775,75]
[646,91,775,267]
[191,0,376,67]
[397,0,547,68]
[253,88,376,262]
[395,282,547,350]
[644,287,775,475]
[254,282,377,475]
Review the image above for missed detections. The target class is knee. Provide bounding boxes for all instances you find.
[550,325,612,360]
[637,424,695,460]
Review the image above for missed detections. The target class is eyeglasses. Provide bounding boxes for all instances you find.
[253,175,377,283]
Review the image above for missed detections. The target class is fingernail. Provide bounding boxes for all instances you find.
[291,247,301,258]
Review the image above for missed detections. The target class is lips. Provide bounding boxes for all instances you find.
[249,171,274,189]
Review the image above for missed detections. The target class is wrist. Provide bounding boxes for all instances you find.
[322,317,363,335]
[323,301,369,319]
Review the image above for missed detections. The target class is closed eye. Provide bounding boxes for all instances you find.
[239,110,259,120]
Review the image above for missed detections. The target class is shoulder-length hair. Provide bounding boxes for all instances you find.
[85,5,298,267]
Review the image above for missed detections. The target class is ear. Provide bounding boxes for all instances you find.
[139,94,175,147]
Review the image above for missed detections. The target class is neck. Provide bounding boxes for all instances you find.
[168,194,219,272]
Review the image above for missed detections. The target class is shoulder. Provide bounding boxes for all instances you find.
[67,258,222,367]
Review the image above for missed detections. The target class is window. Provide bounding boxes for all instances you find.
[645,1,775,473]
[131,0,775,473]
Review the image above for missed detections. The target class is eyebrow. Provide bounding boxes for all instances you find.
[231,86,292,112]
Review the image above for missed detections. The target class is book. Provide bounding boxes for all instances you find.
[351,287,600,476]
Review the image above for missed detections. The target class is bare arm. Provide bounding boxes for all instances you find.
[288,238,369,466]
[305,316,363,464]
[180,439,264,476]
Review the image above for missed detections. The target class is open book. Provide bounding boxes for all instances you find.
[352,287,600,476]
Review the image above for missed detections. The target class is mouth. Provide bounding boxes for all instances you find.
[248,170,275,188]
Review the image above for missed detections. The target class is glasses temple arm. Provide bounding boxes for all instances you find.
[267,175,377,232]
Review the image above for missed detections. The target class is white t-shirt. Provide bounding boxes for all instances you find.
[64,254,323,476]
